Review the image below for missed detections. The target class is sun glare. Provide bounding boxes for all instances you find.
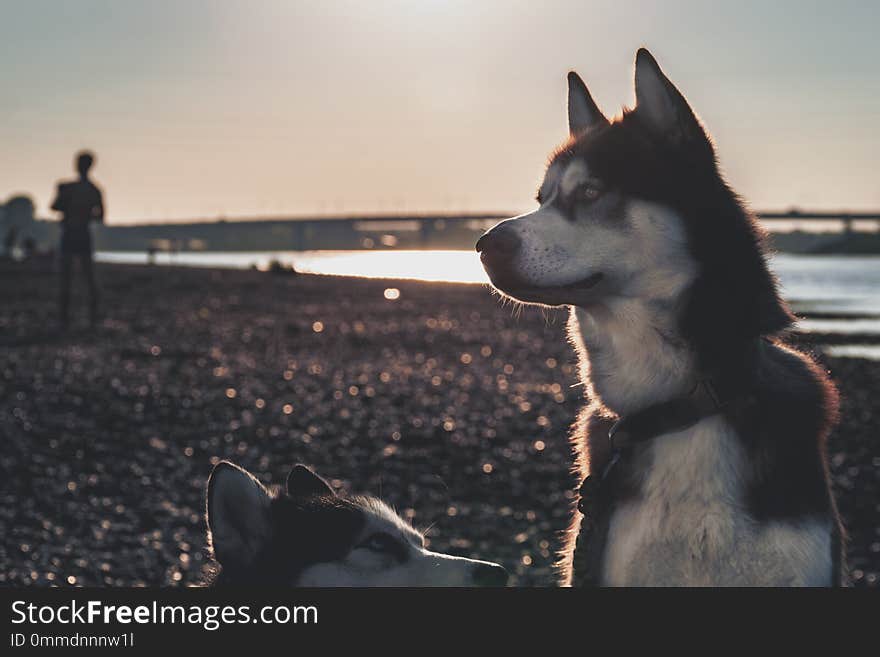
[293,250,490,285]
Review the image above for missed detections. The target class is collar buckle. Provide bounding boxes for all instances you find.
[607,418,623,450]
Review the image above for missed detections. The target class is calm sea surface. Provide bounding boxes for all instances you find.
[97,250,880,350]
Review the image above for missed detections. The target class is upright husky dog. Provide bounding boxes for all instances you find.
[205,461,508,586]
[477,49,843,586]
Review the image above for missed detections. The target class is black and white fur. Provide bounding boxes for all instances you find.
[477,48,844,586]
[205,461,508,586]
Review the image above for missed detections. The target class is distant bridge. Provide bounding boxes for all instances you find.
[758,210,880,234]
[81,209,879,253]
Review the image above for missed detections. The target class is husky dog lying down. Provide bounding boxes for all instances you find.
[205,461,508,586]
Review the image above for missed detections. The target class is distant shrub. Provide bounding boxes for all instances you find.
[267,259,298,275]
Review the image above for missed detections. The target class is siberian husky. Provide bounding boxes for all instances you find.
[477,48,844,586]
[205,461,508,586]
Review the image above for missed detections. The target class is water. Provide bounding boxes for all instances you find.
[96,249,880,356]
[774,254,880,317]
[97,249,489,284]
[769,255,880,359]
[823,345,880,360]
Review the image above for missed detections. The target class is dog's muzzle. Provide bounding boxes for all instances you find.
[477,223,604,304]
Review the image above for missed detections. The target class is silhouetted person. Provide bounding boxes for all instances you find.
[52,150,104,328]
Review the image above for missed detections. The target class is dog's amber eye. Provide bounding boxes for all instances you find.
[579,182,603,202]
[361,532,397,553]
[358,532,409,562]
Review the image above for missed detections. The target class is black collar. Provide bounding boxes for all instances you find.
[607,378,750,450]
[572,376,757,586]
[577,378,746,516]
[606,337,768,451]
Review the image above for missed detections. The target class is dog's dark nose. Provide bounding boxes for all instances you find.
[475,225,521,258]
[473,562,509,587]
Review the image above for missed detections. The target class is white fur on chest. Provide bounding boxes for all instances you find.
[601,415,832,586]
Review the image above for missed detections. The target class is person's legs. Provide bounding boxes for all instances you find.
[59,251,72,328]
[81,251,99,326]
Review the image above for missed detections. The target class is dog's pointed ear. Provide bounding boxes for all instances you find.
[568,71,608,136]
[634,48,706,144]
[286,464,335,498]
[206,461,272,571]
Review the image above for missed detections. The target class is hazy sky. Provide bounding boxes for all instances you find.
[1,0,878,224]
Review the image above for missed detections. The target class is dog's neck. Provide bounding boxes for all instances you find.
[569,297,697,416]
